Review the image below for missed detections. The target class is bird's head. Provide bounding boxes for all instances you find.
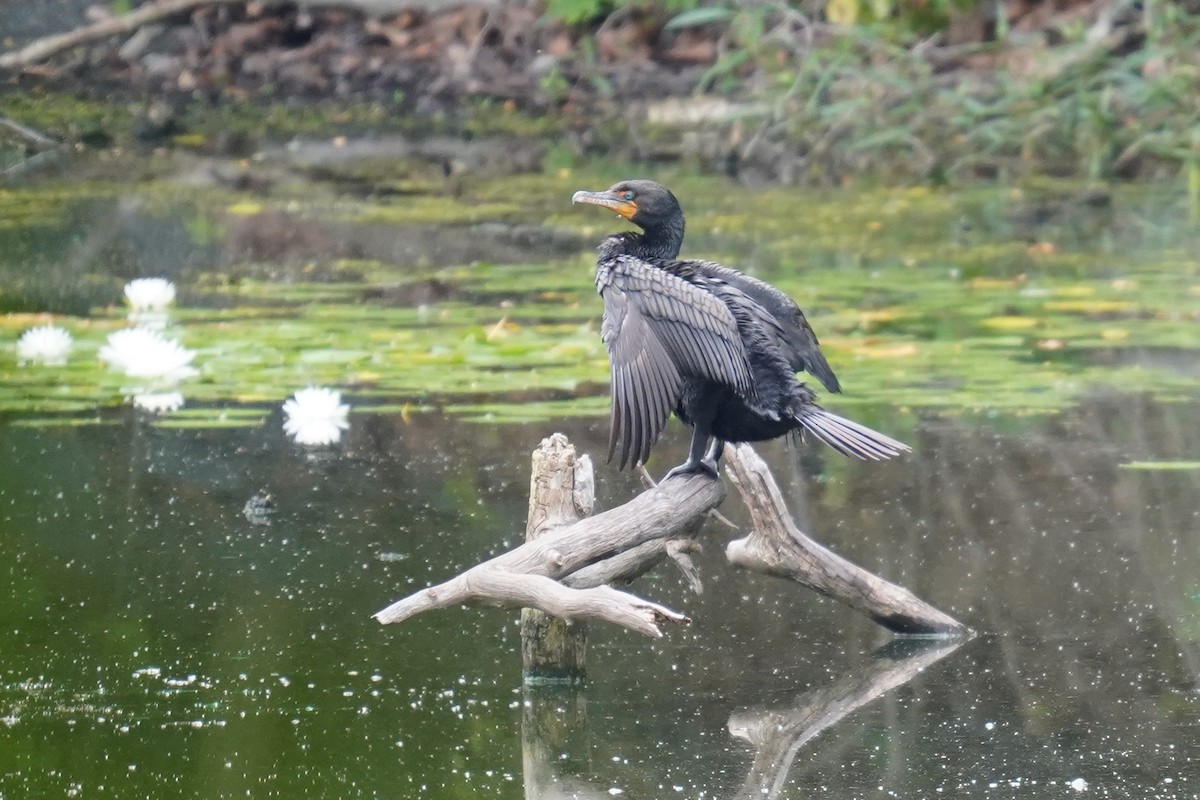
[571,180,683,234]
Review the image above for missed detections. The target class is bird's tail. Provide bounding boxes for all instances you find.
[794,407,911,460]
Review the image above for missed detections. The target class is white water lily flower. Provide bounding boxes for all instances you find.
[123,278,176,311]
[16,325,72,366]
[99,327,198,381]
[133,391,185,414]
[283,386,350,446]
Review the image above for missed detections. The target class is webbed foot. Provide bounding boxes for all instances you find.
[663,457,720,481]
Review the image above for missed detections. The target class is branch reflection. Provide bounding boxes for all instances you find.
[730,638,966,799]
[520,638,966,800]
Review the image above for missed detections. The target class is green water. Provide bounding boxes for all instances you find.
[2,161,1200,797]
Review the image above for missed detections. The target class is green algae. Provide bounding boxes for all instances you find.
[1,169,1198,429]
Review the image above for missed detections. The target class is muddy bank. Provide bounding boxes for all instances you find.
[1,1,707,117]
[2,0,1194,185]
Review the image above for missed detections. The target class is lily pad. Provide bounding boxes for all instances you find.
[1119,461,1200,471]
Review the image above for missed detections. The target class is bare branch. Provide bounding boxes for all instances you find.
[723,443,968,636]
[0,117,60,150]
[373,471,723,636]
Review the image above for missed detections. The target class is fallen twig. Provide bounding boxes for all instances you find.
[0,116,61,150]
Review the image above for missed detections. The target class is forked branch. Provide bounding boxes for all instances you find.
[374,436,965,639]
[373,465,722,636]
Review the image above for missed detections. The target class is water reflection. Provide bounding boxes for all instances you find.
[522,638,965,800]
[0,392,1198,797]
[728,639,965,800]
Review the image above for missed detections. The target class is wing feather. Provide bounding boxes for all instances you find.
[607,364,623,464]
[597,256,751,467]
[612,363,629,465]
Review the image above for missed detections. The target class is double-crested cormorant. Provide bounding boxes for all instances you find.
[572,179,909,478]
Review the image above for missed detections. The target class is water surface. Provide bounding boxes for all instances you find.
[2,164,1200,797]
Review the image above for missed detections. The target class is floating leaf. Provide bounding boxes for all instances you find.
[982,316,1039,331]
[1044,300,1138,314]
[852,343,919,358]
[969,277,1023,289]
[151,417,265,429]
[857,308,906,326]
[1053,286,1097,298]
[1120,461,1200,471]
[226,200,264,216]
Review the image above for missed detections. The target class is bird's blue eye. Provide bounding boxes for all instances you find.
[623,191,635,200]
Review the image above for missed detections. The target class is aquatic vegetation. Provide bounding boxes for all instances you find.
[0,175,1196,429]
[283,386,350,446]
[16,325,72,366]
[123,277,177,329]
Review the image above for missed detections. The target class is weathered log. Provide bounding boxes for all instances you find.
[373,462,723,637]
[521,434,594,681]
[375,435,966,639]
[729,638,965,799]
[723,443,967,636]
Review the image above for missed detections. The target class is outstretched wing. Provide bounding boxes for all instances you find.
[598,255,752,468]
[664,258,841,394]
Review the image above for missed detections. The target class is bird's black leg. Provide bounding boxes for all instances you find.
[702,438,726,473]
[664,426,718,480]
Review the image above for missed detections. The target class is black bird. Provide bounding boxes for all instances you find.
[572,179,909,478]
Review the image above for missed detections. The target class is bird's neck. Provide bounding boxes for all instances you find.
[601,224,684,261]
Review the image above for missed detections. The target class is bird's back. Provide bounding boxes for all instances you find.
[650,258,841,393]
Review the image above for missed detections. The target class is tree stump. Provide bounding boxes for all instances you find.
[520,434,594,683]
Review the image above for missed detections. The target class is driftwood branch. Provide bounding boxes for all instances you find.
[375,435,965,640]
[0,0,255,70]
[723,443,967,636]
[373,457,723,637]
